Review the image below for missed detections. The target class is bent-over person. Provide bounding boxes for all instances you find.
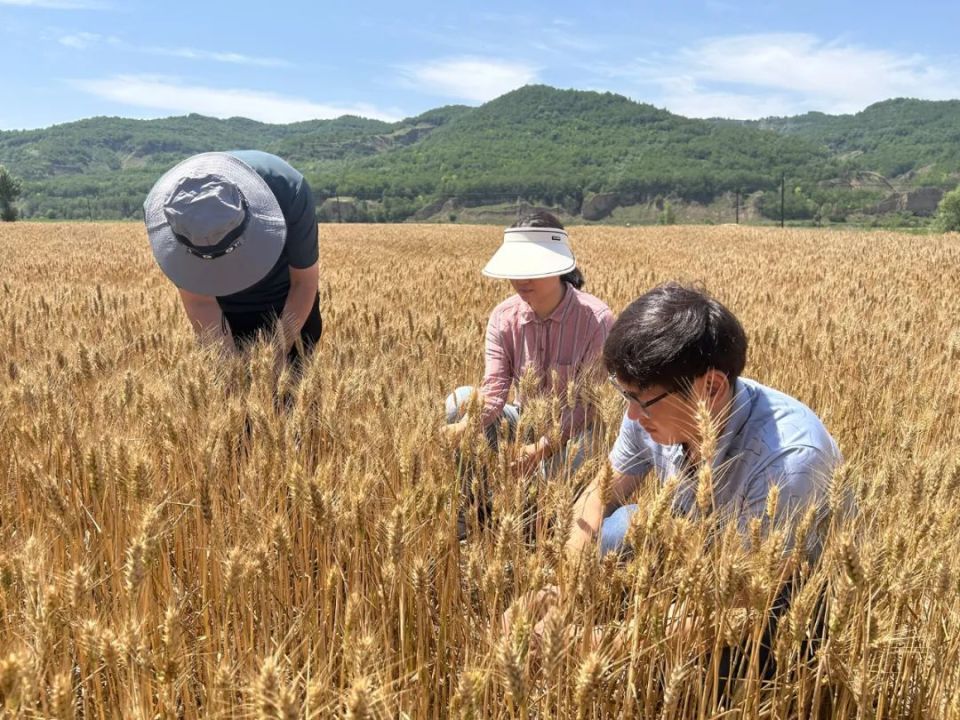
[143,150,321,370]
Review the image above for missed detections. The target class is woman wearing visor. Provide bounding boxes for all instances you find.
[143,150,321,368]
[444,211,614,530]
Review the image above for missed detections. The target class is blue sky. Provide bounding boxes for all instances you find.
[2,0,960,130]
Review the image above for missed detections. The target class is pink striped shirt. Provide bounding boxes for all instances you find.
[480,286,614,441]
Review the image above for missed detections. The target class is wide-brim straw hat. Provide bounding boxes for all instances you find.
[482,226,576,279]
[143,152,287,297]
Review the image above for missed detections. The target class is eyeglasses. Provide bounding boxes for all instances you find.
[608,375,672,418]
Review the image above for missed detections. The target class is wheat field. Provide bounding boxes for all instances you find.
[1,222,959,719]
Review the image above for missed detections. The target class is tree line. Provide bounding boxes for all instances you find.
[4,86,960,224]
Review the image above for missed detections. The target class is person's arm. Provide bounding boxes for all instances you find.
[277,262,319,354]
[274,174,320,359]
[566,465,642,558]
[177,288,235,353]
[448,308,511,439]
[551,310,616,451]
[478,307,513,426]
[565,412,655,555]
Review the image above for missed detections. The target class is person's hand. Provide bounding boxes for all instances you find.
[510,443,540,476]
[510,441,548,476]
[440,419,469,443]
[501,585,561,638]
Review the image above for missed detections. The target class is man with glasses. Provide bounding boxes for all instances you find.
[567,281,842,559]
[502,282,841,696]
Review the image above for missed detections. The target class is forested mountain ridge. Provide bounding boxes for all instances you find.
[734,98,960,182]
[2,85,958,222]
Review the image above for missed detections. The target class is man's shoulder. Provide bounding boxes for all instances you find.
[227,150,304,207]
[736,378,841,468]
[227,150,300,176]
[741,379,827,434]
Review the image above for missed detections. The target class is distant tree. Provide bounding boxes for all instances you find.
[0,165,22,221]
[657,200,677,225]
[935,186,960,232]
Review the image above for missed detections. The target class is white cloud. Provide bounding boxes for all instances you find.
[1,0,106,7]
[657,89,814,120]
[622,33,960,118]
[58,31,100,48]
[57,30,119,48]
[532,30,600,54]
[400,56,539,103]
[54,31,289,68]
[70,75,402,123]
[144,46,292,68]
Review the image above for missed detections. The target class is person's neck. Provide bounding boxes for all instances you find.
[529,282,567,320]
[683,386,735,465]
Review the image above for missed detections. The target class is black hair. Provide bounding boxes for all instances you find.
[511,209,585,289]
[603,282,747,392]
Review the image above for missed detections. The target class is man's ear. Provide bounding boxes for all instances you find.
[703,369,729,399]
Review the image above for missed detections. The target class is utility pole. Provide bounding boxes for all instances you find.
[780,173,785,228]
[735,189,740,224]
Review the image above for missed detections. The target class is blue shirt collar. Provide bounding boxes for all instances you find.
[712,378,753,470]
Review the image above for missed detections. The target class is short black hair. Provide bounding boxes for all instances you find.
[603,282,747,391]
[511,209,585,289]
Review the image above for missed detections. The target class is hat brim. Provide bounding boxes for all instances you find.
[482,240,576,279]
[143,153,286,297]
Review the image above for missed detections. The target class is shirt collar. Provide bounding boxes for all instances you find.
[671,378,753,515]
[712,378,753,470]
[669,379,752,469]
[518,284,574,325]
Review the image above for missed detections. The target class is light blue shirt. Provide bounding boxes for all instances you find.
[607,377,842,554]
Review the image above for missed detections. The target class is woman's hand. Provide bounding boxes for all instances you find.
[440,419,470,442]
[510,438,551,476]
[501,585,561,638]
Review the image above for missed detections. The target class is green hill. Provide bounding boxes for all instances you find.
[324,85,835,208]
[0,109,468,219]
[2,85,960,222]
[737,98,960,183]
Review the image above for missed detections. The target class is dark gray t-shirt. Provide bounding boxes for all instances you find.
[216,150,318,314]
